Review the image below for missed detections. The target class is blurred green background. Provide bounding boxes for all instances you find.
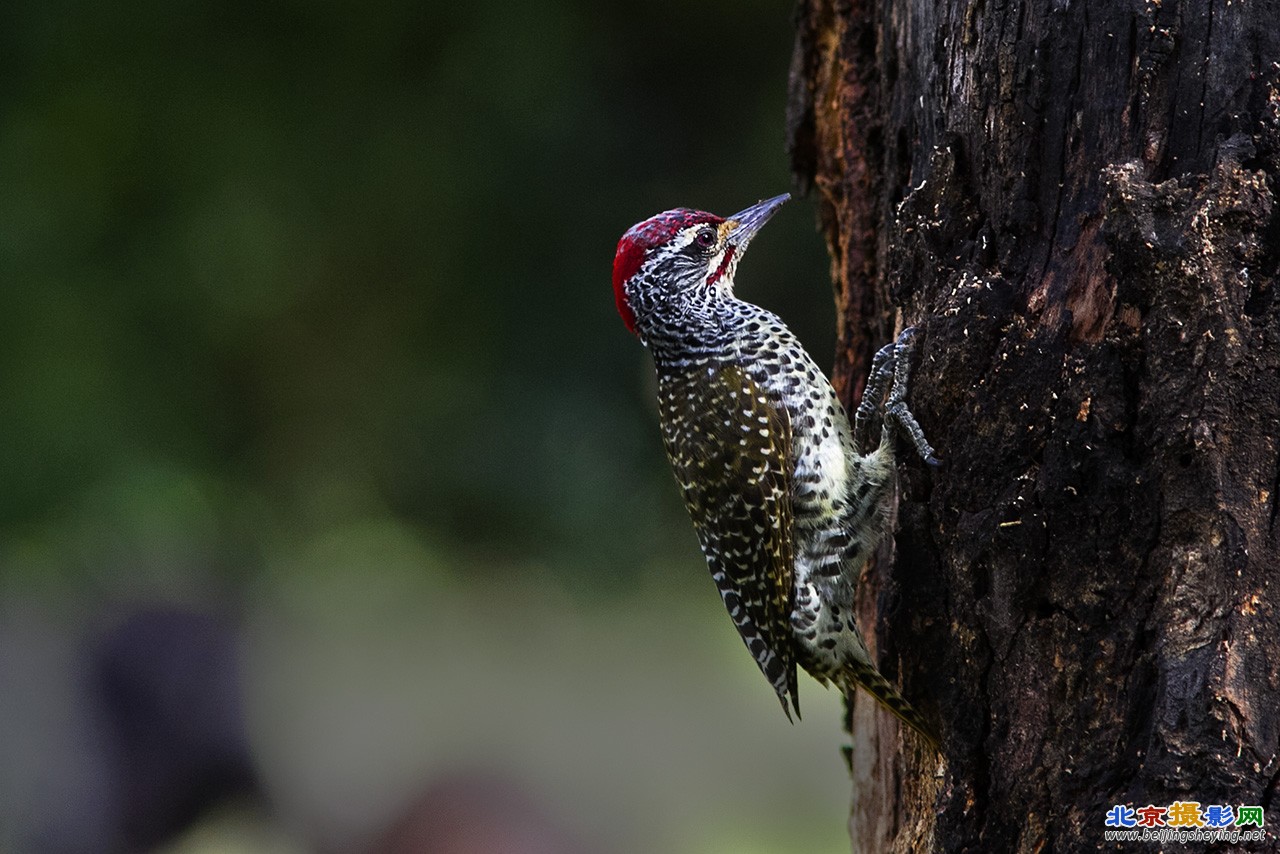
[0,0,850,852]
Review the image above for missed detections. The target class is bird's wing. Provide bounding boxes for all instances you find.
[659,362,799,718]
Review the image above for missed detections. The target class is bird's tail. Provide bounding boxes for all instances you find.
[842,660,940,752]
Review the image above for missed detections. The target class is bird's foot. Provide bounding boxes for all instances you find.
[883,326,940,466]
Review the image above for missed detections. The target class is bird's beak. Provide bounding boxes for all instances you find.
[725,193,790,250]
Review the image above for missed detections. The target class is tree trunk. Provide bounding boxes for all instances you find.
[787,0,1280,850]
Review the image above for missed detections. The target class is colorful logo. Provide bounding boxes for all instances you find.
[1104,803,1266,844]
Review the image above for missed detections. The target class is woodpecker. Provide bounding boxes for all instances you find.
[614,193,940,748]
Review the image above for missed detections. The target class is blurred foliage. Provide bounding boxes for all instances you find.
[0,0,833,596]
[0,2,855,851]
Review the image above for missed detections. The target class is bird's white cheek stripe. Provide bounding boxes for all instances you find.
[706,250,726,275]
[707,246,737,287]
[672,227,701,250]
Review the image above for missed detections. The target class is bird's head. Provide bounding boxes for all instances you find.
[613,194,789,337]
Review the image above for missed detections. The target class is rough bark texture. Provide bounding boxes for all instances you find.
[788,0,1280,850]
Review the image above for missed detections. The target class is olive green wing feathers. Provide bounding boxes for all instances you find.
[658,363,799,718]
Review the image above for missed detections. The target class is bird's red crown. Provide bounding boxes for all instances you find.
[613,208,723,334]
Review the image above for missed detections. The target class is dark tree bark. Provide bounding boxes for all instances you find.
[787,0,1280,850]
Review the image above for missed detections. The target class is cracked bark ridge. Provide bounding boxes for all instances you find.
[790,0,1280,850]
[787,0,893,412]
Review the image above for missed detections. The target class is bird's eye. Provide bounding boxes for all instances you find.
[694,228,716,249]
